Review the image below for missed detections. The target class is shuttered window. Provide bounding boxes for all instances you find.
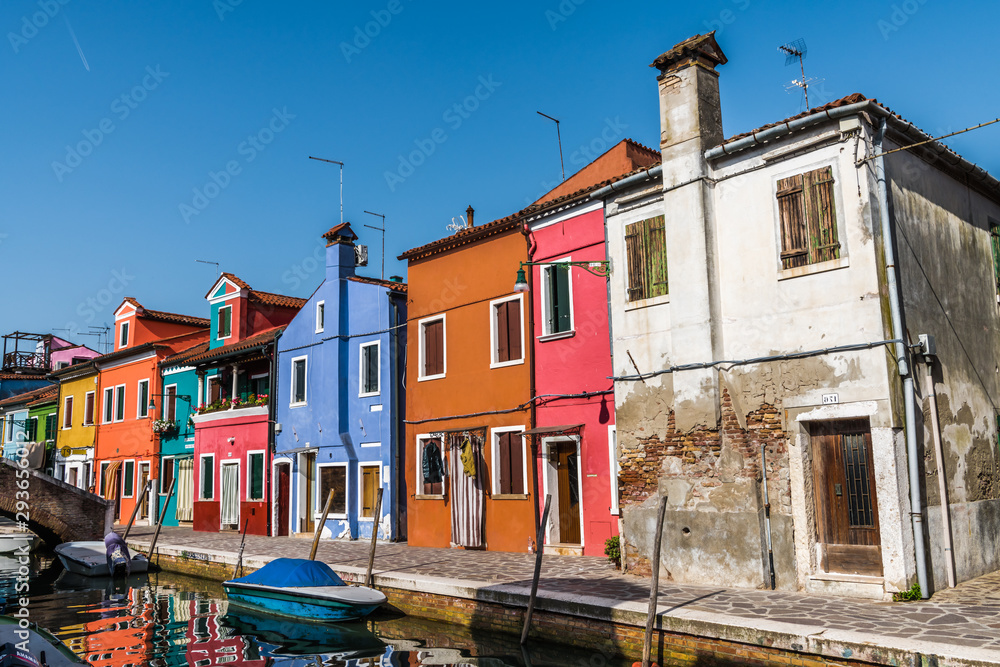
[200,455,214,499]
[496,430,525,495]
[103,387,114,423]
[493,298,522,364]
[542,264,572,334]
[63,396,73,429]
[625,216,668,302]
[25,418,37,442]
[84,392,94,426]
[115,385,125,422]
[44,413,56,440]
[360,342,380,395]
[165,385,177,422]
[320,465,347,515]
[421,318,445,378]
[123,460,135,497]
[361,465,380,518]
[248,452,264,500]
[990,221,1000,294]
[218,306,232,338]
[776,166,840,270]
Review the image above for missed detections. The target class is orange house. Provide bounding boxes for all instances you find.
[399,211,536,553]
[95,298,208,524]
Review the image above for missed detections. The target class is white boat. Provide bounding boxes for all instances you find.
[54,541,149,577]
[0,532,37,554]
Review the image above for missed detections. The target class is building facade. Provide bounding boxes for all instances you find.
[50,360,100,490]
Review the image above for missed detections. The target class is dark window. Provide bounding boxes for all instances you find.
[123,460,135,497]
[543,264,572,334]
[218,306,232,338]
[44,413,56,440]
[25,418,37,442]
[497,431,524,495]
[103,388,114,423]
[119,322,129,348]
[422,319,444,377]
[208,376,222,403]
[161,458,174,494]
[361,344,379,394]
[316,302,325,331]
[115,385,125,421]
[201,455,214,499]
[420,439,443,495]
[63,397,73,429]
[494,299,522,362]
[138,380,149,418]
[625,215,668,301]
[84,392,94,425]
[776,166,840,270]
[292,359,307,403]
[165,386,177,422]
[248,452,264,500]
[319,466,347,515]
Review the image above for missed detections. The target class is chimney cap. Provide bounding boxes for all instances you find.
[466,205,475,227]
[322,222,358,246]
[650,31,727,75]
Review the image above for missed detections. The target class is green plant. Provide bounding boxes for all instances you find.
[604,536,621,568]
[892,582,921,602]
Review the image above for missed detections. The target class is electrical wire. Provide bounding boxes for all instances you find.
[403,388,613,425]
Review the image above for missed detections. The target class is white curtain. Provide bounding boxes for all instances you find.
[221,463,240,526]
[176,458,194,522]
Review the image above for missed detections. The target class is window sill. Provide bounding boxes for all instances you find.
[289,402,307,409]
[359,391,381,398]
[313,513,347,520]
[414,494,444,500]
[624,293,670,312]
[418,373,446,382]
[492,493,528,500]
[490,358,525,369]
[778,256,849,281]
[537,331,575,343]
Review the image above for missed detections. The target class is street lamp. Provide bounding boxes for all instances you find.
[512,260,611,293]
[148,393,192,413]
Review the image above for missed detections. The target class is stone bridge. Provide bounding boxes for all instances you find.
[0,458,113,545]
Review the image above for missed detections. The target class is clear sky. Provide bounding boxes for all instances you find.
[4,0,999,350]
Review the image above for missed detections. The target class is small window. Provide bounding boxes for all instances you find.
[161,457,175,494]
[250,374,269,398]
[776,166,840,270]
[248,452,264,501]
[44,413,56,440]
[119,321,129,349]
[115,385,125,422]
[207,375,222,404]
[417,436,444,496]
[218,305,232,339]
[319,465,347,515]
[360,465,381,518]
[316,301,325,333]
[360,342,380,396]
[63,396,74,429]
[25,417,38,442]
[493,429,525,495]
[290,357,307,405]
[491,296,523,365]
[542,263,573,334]
[103,387,114,424]
[419,316,445,380]
[165,385,177,422]
[200,455,215,499]
[84,392,95,426]
[137,379,150,418]
[123,460,135,498]
[625,216,668,302]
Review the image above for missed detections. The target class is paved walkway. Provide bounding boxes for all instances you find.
[126,525,1000,665]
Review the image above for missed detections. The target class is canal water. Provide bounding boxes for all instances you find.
[1,552,633,667]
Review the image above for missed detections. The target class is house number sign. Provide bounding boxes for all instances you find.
[822,393,839,405]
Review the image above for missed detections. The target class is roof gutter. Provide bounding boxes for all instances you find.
[589,165,662,201]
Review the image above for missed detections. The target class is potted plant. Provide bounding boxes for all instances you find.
[151,419,177,435]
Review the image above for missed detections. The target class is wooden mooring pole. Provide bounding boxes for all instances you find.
[364,488,384,587]
[146,478,175,563]
[122,479,152,540]
[520,494,551,645]
[309,489,335,561]
[642,495,668,667]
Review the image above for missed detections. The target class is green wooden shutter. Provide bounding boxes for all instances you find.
[777,174,809,269]
[806,167,840,264]
[990,222,1000,293]
[625,221,647,301]
[549,264,571,333]
[645,215,668,298]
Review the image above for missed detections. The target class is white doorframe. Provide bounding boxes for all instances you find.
[541,435,585,547]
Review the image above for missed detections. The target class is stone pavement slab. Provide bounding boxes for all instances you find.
[125,525,1000,665]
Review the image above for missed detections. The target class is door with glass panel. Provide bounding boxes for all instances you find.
[220,461,240,529]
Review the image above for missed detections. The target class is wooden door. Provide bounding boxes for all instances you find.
[361,465,380,518]
[303,452,316,533]
[277,463,290,537]
[556,441,581,545]
[138,463,150,522]
[810,419,882,575]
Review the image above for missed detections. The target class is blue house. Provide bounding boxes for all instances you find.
[274,223,407,541]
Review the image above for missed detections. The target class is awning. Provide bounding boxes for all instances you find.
[276,446,318,457]
[519,424,583,437]
[102,461,121,499]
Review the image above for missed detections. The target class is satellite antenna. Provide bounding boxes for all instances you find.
[363,210,386,280]
[778,38,818,109]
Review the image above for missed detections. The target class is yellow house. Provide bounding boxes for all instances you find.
[51,361,100,490]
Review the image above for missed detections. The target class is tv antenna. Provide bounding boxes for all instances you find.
[536,111,565,181]
[196,259,220,277]
[309,156,344,224]
[363,210,386,280]
[778,38,819,109]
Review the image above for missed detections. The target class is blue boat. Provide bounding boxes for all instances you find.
[222,558,387,622]
[220,608,386,659]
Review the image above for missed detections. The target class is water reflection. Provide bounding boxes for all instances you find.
[0,556,628,667]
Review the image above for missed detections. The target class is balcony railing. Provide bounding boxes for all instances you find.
[2,351,48,372]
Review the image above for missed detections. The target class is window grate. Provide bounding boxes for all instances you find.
[842,431,874,527]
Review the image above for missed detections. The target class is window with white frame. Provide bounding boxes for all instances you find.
[360,464,380,518]
[318,464,347,516]
[218,305,232,339]
[541,261,573,335]
[62,396,73,429]
[490,295,524,366]
[165,385,177,422]
[83,391,95,426]
[114,385,125,422]
[103,387,114,424]
[416,435,444,496]
[609,425,620,515]
[161,457,175,494]
[492,427,526,495]
[290,356,307,406]
[122,460,135,498]
[207,375,221,404]
[200,454,215,499]
[418,315,445,380]
[359,342,380,396]
[137,379,150,418]
[315,301,325,333]
[119,321,129,349]
[247,451,265,501]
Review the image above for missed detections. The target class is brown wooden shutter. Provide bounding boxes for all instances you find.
[777,173,809,269]
[508,432,523,493]
[496,302,510,363]
[806,167,840,264]
[625,221,647,301]
[498,433,511,494]
[646,215,668,298]
[507,301,521,361]
[166,386,177,422]
[424,320,443,376]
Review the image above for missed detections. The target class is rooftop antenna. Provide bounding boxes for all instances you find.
[778,38,817,109]
[309,156,344,224]
[536,111,565,181]
[196,259,220,277]
[363,210,386,280]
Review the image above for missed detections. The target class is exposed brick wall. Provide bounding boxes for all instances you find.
[0,458,113,543]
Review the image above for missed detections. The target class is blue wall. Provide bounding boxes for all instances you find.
[156,365,203,525]
[274,236,406,541]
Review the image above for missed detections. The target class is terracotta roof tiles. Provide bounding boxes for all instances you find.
[0,384,55,408]
[179,327,284,367]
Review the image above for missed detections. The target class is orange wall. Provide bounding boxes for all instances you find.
[405,227,535,552]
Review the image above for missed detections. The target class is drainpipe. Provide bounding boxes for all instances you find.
[269,329,282,537]
[874,117,930,598]
[390,293,402,542]
[922,350,956,588]
[522,224,541,546]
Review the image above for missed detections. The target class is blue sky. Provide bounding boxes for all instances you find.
[4,0,999,349]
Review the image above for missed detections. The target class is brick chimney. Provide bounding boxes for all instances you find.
[650,33,727,432]
[466,205,475,228]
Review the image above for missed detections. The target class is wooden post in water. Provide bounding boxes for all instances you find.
[146,478,175,563]
[122,479,152,540]
[309,489,335,561]
[642,495,668,667]
[233,517,251,578]
[364,488,384,587]
[520,494,551,645]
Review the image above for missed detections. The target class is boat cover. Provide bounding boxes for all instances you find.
[231,558,346,588]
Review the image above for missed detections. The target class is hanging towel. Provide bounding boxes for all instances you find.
[460,438,476,478]
[422,440,443,484]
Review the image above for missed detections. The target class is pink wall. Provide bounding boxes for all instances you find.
[528,207,618,556]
